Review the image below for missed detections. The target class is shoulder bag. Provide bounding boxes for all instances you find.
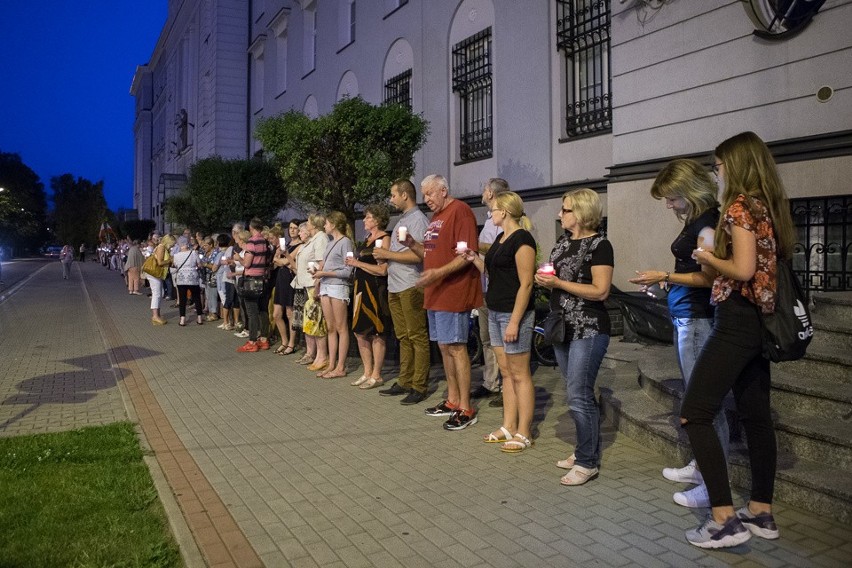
[755,259,813,362]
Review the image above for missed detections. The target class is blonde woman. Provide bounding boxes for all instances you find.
[681,132,794,548]
[296,215,329,368]
[462,192,537,452]
[314,211,354,379]
[148,233,175,325]
[536,189,613,486]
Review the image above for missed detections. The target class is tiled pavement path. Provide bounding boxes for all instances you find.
[1,261,849,567]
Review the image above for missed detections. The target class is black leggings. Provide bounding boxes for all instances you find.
[680,291,776,507]
[177,285,203,318]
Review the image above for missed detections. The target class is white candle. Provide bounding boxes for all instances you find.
[456,241,467,252]
[375,239,383,248]
[308,261,317,272]
[346,251,354,258]
[398,226,407,241]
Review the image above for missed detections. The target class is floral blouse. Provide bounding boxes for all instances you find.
[711,194,777,314]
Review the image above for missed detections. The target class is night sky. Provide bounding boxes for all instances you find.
[0,2,166,211]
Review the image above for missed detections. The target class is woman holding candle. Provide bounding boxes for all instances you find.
[461,192,537,452]
[314,211,354,378]
[346,204,393,389]
[536,188,613,486]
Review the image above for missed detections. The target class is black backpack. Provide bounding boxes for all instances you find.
[758,259,813,362]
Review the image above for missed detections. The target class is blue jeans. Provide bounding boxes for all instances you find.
[673,316,730,461]
[553,334,610,469]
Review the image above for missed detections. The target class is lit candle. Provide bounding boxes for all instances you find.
[456,241,467,253]
[537,262,556,276]
[398,226,407,241]
[375,239,383,248]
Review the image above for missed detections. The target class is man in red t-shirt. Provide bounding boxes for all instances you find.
[408,174,482,430]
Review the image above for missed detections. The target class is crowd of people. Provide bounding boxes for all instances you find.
[104,131,792,550]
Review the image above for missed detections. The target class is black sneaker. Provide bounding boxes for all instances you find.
[470,385,496,399]
[400,390,427,405]
[379,382,408,397]
[424,400,457,417]
[443,409,478,431]
[488,393,504,407]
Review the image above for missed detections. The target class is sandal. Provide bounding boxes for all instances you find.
[274,345,288,355]
[296,355,314,365]
[350,375,369,387]
[321,370,347,379]
[559,465,599,486]
[359,377,384,390]
[501,433,533,453]
[556,453,576,470]
[282,346,296,355]
[484,426,512,444]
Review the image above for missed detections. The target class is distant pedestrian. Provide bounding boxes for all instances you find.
[78,243,86,262]
[60,244,74,280]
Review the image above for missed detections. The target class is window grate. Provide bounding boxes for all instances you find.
[384,69,412,110]
[452,27,492,161]
[556,0,611,137]
[791,195,852,293]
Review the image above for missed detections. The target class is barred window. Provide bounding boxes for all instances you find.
[556,0,611,138]
[452,27,492,162]
[791,195,852,293]
[384,69,412,109]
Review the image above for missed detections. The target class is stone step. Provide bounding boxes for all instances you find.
[781,346,852,383]
[598,363,852,524]
[770,367,852,421]
[813,291,852,321]
[637,353,852,467]
[810,316,852,352]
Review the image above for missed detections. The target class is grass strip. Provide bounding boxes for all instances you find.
[0,421,181,567]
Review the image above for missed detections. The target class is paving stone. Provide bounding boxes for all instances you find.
[3,262,849,568]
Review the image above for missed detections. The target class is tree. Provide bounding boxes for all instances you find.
[0,151,49,255]
[164,157,287,232]
[51,174,109,247]
[119,219,157,241]
[255,97,429,228]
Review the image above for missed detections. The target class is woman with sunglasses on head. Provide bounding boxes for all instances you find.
[629,159,727,509]
[536,188,613,486]
[680,131,795,549]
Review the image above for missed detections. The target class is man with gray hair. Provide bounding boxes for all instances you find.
[472,178,510,406]
[409,175,483,430]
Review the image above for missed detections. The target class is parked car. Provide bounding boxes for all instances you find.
[43,246,63,258]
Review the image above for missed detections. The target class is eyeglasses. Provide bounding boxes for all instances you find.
[711,162,723,174]
[561,207,573,215]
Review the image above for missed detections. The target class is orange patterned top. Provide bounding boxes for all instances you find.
[711,194,778,314]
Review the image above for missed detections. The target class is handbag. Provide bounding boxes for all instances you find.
[142,253,167,280]
[541,310,566,344]
[205,268,218,288]
[236,275,265,299]
[302,293,327,336]
[756,259,813,362]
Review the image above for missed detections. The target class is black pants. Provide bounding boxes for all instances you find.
[244,289,270,341]
[177,285,203,318]
[680,291,776,507]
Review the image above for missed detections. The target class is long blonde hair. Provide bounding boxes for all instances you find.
[713,131,795,260]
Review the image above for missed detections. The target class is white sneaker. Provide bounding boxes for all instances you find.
[662,459,703,484]
[234,330,249,338]
[217,322,227,329]
[674,483,710,508]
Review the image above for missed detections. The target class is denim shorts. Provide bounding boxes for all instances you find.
[488,310,534,354]
[320,283,350,303]
[427,310,469,344]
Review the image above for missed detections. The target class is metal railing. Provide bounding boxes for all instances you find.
[791,195,852,293]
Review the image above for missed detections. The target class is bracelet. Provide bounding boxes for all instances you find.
[664,272,670,283]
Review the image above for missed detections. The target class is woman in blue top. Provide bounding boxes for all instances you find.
[630,159,726,509]
[314,211,354,379]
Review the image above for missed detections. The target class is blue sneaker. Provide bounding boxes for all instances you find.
[736,506,780,539]
[686,515,751,549]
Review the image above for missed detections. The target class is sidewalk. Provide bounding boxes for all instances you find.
[1,261,849,567]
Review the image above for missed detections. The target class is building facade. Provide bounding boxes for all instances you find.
[134,0,852,290]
